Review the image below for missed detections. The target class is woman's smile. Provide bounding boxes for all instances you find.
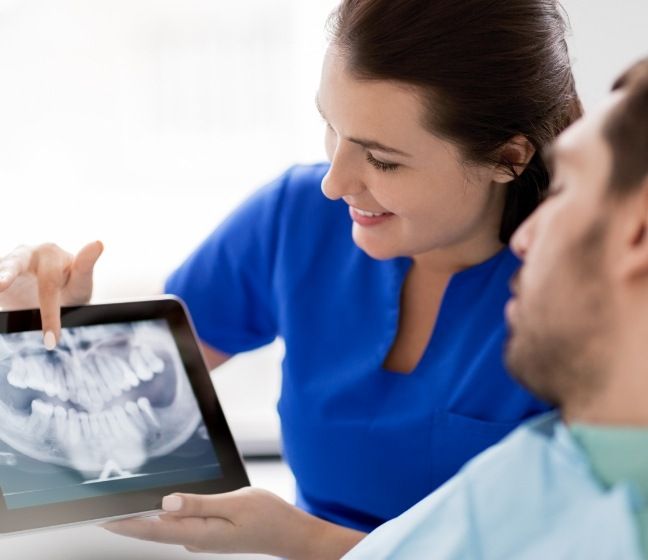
[348,205,395,227]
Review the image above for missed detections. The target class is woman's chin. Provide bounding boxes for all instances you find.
[352,237,400,261]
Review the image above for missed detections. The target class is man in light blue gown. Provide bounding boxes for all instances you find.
[344,56,648,559]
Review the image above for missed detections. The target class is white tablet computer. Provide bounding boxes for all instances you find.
[0,296,249,536]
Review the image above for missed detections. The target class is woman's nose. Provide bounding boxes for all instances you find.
[321,144,365,200]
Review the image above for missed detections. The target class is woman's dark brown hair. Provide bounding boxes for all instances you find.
[328,0,582,242]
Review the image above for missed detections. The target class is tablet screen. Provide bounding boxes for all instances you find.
[0,318,221,511]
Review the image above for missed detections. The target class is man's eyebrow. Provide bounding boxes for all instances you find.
[543,142,580,177]
[315,95,413,158]
[315,95,327,121]
[542,145,557,176]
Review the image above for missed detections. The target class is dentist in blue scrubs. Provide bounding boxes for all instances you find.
[159,0,583,534]
[0,0,582,537]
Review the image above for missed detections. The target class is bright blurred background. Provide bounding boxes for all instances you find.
[0,0,646,456]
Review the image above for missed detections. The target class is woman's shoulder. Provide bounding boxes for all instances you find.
[273,162,333,210]
[281,162,330,188]
[261,162,329,198]
[261,162,350,233]
[246,162,336,218]
[221,162,343,238]
[271,163,388,278]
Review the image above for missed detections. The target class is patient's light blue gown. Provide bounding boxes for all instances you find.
[344,413,645,559]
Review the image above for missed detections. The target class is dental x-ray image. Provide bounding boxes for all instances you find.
[0,320,221,510]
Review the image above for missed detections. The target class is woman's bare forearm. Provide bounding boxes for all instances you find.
[286,506,367,560]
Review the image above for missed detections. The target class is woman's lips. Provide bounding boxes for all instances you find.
[348,206,394,227]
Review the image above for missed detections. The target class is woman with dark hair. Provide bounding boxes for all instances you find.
[0,0,580,549]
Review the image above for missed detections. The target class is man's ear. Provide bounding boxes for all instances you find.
[618,177,648,281]
[492,135,536,184]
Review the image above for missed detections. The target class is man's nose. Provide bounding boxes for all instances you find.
[510,211,537,259]
[321,143,364,200]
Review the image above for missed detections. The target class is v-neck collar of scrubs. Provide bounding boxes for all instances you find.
[381,246,513,376]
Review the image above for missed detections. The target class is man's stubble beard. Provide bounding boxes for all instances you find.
[505,218,612,412]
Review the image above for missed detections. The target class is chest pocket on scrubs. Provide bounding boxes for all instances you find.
[428,410,518,488]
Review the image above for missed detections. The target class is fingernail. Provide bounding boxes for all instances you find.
[0,271,10,283]
[43,331,57,351]
[162,495,183,512]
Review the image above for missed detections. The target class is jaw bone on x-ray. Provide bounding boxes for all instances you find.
[0,321,201,481]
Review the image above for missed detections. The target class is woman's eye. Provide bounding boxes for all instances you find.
[366,152,399,172]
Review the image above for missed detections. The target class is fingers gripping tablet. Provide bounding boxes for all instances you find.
[0,296,249,535]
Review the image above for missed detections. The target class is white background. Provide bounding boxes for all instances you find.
[0,0,646,454]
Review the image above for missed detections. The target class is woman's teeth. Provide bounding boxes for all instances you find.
[354,208,389,217]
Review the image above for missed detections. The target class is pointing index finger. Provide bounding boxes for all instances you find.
[32,244,72,346]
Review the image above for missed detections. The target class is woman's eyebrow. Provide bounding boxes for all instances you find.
[315,95,413,158]
[348,137,412,157]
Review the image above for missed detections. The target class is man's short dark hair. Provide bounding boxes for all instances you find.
[604,57,648,195]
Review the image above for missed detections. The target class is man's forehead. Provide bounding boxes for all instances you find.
[551,122,596,167]
[551,94,624,170]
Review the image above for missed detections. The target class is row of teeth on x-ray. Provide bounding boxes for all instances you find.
[6,348,165,412]
[27,397,159,444]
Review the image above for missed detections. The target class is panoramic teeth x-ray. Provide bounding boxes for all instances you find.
[0,320,202,481]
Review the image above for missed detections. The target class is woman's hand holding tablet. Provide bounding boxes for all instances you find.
[104,487,365,559]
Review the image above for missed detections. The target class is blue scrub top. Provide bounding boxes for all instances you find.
[165,163,550,532]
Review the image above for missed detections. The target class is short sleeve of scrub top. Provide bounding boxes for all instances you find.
[165,163,550,533]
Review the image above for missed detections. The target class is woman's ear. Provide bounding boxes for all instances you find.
[618,178,648,281]
[492,135,536,184]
